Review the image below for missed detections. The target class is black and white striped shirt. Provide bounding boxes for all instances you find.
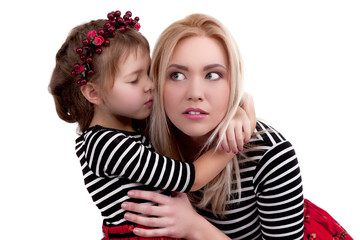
[75,125,195,226]
[192,121,304,239]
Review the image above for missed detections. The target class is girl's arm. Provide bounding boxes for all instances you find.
[86,128,233,193]
[219,92,256,153]
[121,190,231,240]
[191,93,256,191]
[191,148,234,191]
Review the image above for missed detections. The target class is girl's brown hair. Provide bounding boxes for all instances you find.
[49,19,150,133]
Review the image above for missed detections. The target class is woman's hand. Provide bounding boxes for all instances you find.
[121,190,230,240]
[219,92,256,153]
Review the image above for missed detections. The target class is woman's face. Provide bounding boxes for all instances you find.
[164,36,230,138]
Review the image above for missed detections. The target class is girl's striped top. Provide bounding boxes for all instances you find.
[75,125,195,226]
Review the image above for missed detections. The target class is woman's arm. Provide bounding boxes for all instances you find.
[254,132,304,238]
[121,190,230,240]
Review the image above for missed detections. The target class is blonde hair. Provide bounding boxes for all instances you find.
[150,13,244,216]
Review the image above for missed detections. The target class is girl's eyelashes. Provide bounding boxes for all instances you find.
[130,79,138,84]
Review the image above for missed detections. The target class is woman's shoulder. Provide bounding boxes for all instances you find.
[251,120,287,147]
[240,120,295,164]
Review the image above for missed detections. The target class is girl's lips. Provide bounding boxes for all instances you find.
[145,99,153,107]
[183,108,208,120]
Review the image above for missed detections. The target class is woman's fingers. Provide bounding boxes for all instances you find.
[128,190,172,205]
[123,211,170,228]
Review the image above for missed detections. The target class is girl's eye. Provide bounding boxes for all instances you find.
[205,72,221,80]
[130,79,138,84]
[170,72,185,81]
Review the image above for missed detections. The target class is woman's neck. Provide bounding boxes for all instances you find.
[176,131,212,162]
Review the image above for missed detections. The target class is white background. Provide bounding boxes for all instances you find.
[1,0,359,239]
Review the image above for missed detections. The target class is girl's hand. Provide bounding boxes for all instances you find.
[121,190,230,240]
[219,92,256,153]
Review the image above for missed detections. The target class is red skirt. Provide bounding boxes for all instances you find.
[102,199,353,240]
[304,199,353,240]
[102,224,181,240]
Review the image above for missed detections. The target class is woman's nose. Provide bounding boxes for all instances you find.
[186,78,204,101]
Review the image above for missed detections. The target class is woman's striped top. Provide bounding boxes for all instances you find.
[75,125,195,226]
[192,121,304,239]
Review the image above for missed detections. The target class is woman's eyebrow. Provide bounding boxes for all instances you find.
[168,63,226,71]
[167,64,188,71]
[203,64,226,71]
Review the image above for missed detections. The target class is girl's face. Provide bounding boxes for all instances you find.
[164,36,230,138]
[104,47,153,120]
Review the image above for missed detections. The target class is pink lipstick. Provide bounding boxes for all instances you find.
[183,108,208,120]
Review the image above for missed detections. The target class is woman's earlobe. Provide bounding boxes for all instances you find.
[80,83,102,105]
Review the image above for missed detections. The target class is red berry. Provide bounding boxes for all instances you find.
[110,19,116,26]
[108,25,115,33]
[73,63,81,70]
[97,28,105,35]
[76,47,83,54]
[85,57,93,63]
[114,10,121,17]
[119,26,126,32]
[134,17,139,21]
[71,70,78,77]
[87,70,95,76]
[95,47,102,54]
[125,11,132,17]
[82,38,90,46]
[104,22,111,28]
[76,79,87,86]
[80,55,86,61]
[107,12,115,20]
[104,39,110,46]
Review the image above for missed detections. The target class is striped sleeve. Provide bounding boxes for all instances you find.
[84,129,195,193]
[253,140,304,239]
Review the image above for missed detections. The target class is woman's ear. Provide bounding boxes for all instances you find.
[80,83,102,105]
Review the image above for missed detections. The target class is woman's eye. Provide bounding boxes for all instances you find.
[206,72,221,80]
[170,72,185,81]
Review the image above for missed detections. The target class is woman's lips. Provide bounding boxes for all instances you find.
[183,108,208,120]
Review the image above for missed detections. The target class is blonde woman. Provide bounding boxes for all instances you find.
[121,14,352,240]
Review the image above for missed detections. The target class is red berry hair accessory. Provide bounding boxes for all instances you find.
[71,10,141,86]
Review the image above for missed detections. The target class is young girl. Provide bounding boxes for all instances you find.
[49,10,255,239]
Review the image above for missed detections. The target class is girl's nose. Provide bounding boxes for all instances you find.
[144,76,154,92]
